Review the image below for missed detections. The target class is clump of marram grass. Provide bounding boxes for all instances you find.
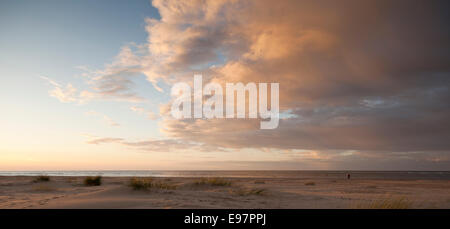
[231,188,267,196]
[353,196,413,209]
[129,178,177,191]
[84,176,102,186]
[129,177,152,190]
[304,181,315,186]
[193,178,232,187]
[34,175,50,182]
[153,181,177,190]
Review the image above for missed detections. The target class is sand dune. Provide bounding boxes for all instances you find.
[0,176,449,209]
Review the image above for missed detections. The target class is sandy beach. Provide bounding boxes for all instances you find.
[1,176,449,209]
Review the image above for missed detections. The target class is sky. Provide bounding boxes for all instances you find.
[0,0,449,171]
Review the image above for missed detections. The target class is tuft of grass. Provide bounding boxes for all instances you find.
[34,175,50,182]
[32,184,55,192]
[129,178,177,190]
[353,196,413,209]
[129,178,152,190]
[304,182,315,186]
[84,176,102,186]
[231,188,267,196]
[193,178,232,187]
[153,181,177,190]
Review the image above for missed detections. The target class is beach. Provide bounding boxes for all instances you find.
[1,175,449,209]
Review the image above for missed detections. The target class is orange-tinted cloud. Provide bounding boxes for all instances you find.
[61,0,450,168]
[151,0,450,156]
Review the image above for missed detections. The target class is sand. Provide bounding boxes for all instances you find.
[0,176,449,209]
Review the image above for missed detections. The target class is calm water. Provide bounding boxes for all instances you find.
[0,171,449,180]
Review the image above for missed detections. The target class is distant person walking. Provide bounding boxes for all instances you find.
[347,173,351,180]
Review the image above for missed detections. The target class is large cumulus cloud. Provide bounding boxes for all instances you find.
[146,0,450,156]
[77,0,450,168]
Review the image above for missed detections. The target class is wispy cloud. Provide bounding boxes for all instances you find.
[86,136,223,153]
[86,137,124,145]
[85,111,120,127]
[130,106,159,120]
[80,46,147,103]
[41,45,148,104]
[41,76,84,103]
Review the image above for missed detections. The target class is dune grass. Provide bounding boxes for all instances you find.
[193,177,232,187]
[129,178,152,190]
[34,175,50,182]
[84,176,102,186]
[129,178,177,190]
[353,196,413,209]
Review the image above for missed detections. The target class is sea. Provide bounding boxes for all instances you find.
[0,170,449,180]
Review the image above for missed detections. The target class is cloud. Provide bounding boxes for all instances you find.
[78,45,148,102]
[86,136,223,153]
[85,111,120,127]
[41,76,81,103]
[42,44,148,105]
[86,137,124,145]
[145,0,450,157]
[61,0,450,168]
[184,151,450,170]
[130,106,159,120]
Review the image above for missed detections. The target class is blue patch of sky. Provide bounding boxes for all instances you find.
[0,0,164,140]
